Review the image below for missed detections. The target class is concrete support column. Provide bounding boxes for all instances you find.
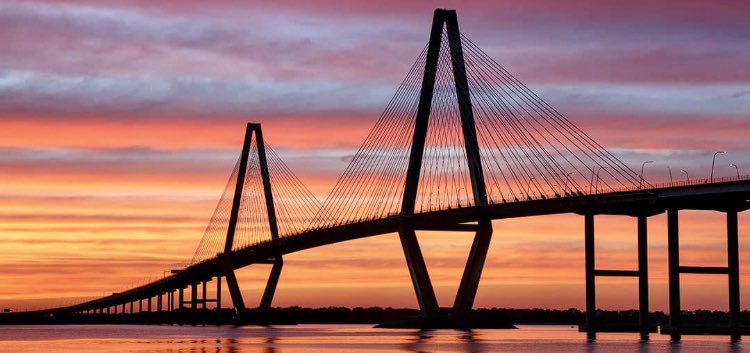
[667,209,681,341]
[584,214,596,340]
[216,277,222,310]
[202,281,208,309]
[727,209,741,341]
[191,283,198,309]
[638,215,649,340]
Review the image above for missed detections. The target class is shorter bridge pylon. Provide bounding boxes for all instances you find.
[219,123,284,316]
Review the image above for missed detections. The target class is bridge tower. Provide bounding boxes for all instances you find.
[220,123,284,315]
[400,8,493,317]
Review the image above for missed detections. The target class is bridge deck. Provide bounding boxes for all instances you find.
[14,178,748,316]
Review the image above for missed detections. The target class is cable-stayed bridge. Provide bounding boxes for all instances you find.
[4,9,750,341]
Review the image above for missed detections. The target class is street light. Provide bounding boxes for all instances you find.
[562,172,574,196]
[730,163,740,178]
[595,167,607,194]
[667,166,673,183]
[526,177,536,200]
[680,169,690,182]
[639,161,653,189]
[710,151,726,182]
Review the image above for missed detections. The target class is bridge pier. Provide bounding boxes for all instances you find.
[191,283,198,309]
[201,281,207,309]
[582,213,653,340]
[147,297,152,313]
[667,208,682,341]
[584,214,595,340]
[179,288,184,309]
[665,208,743,341]
[728,209,741,341]
[637,215,650,340]
[216,276,222,310]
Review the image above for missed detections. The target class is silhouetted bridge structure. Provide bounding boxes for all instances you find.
[4,9,749,341]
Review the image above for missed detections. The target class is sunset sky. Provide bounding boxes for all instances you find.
[1,0,749,312]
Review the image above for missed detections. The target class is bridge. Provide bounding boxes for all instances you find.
[4,9,750,341]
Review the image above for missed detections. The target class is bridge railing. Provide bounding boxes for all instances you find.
[590,174,750,195]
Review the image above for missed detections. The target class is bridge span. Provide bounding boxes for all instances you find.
[3,8,749,341]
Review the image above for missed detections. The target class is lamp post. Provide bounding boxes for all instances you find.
[595,167,607,194]
[562,172,574,195]
[730,163,740,178]
[526,177,536,200]
[639,161,653,189]
[710,151,726,182]
[680,169,690,182]
[667,166,673,184]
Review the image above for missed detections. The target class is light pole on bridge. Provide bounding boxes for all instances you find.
[680,169,690,182]
[710,151,726,182]
[639,161,653,189]
[595,167,607,194]
[562,172,574,196]
[730,163,740,178]
[667,166,673,184]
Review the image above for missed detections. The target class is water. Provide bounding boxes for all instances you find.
[0,324,747,353]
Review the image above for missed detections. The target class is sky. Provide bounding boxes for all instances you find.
[1,0,749,312]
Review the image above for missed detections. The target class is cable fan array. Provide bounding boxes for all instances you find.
[190,141,321,264]
[191,23,645,259]
[311,26,644,228]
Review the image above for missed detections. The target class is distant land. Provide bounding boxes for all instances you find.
[2,306,749,327]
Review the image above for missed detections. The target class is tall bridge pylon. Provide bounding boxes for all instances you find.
[399,9,492,316]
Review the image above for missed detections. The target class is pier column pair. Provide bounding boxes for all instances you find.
[584,213,650,340]
[666,208,741,341]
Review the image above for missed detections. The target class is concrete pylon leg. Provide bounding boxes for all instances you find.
[637,215,650,340]
[398,223,439,315]
[452,219,493,315]
[727,209,741,341]
[223,266,246,313]
[260,257,283,310]
[667,209,681,341]
[191,283,198,309]
[584,213,596,340]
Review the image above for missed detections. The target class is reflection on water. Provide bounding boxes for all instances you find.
[0,324,749,353]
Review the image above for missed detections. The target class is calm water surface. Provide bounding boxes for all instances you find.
[0,324,747,353]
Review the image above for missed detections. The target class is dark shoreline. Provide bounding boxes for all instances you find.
[1,306,746,327]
